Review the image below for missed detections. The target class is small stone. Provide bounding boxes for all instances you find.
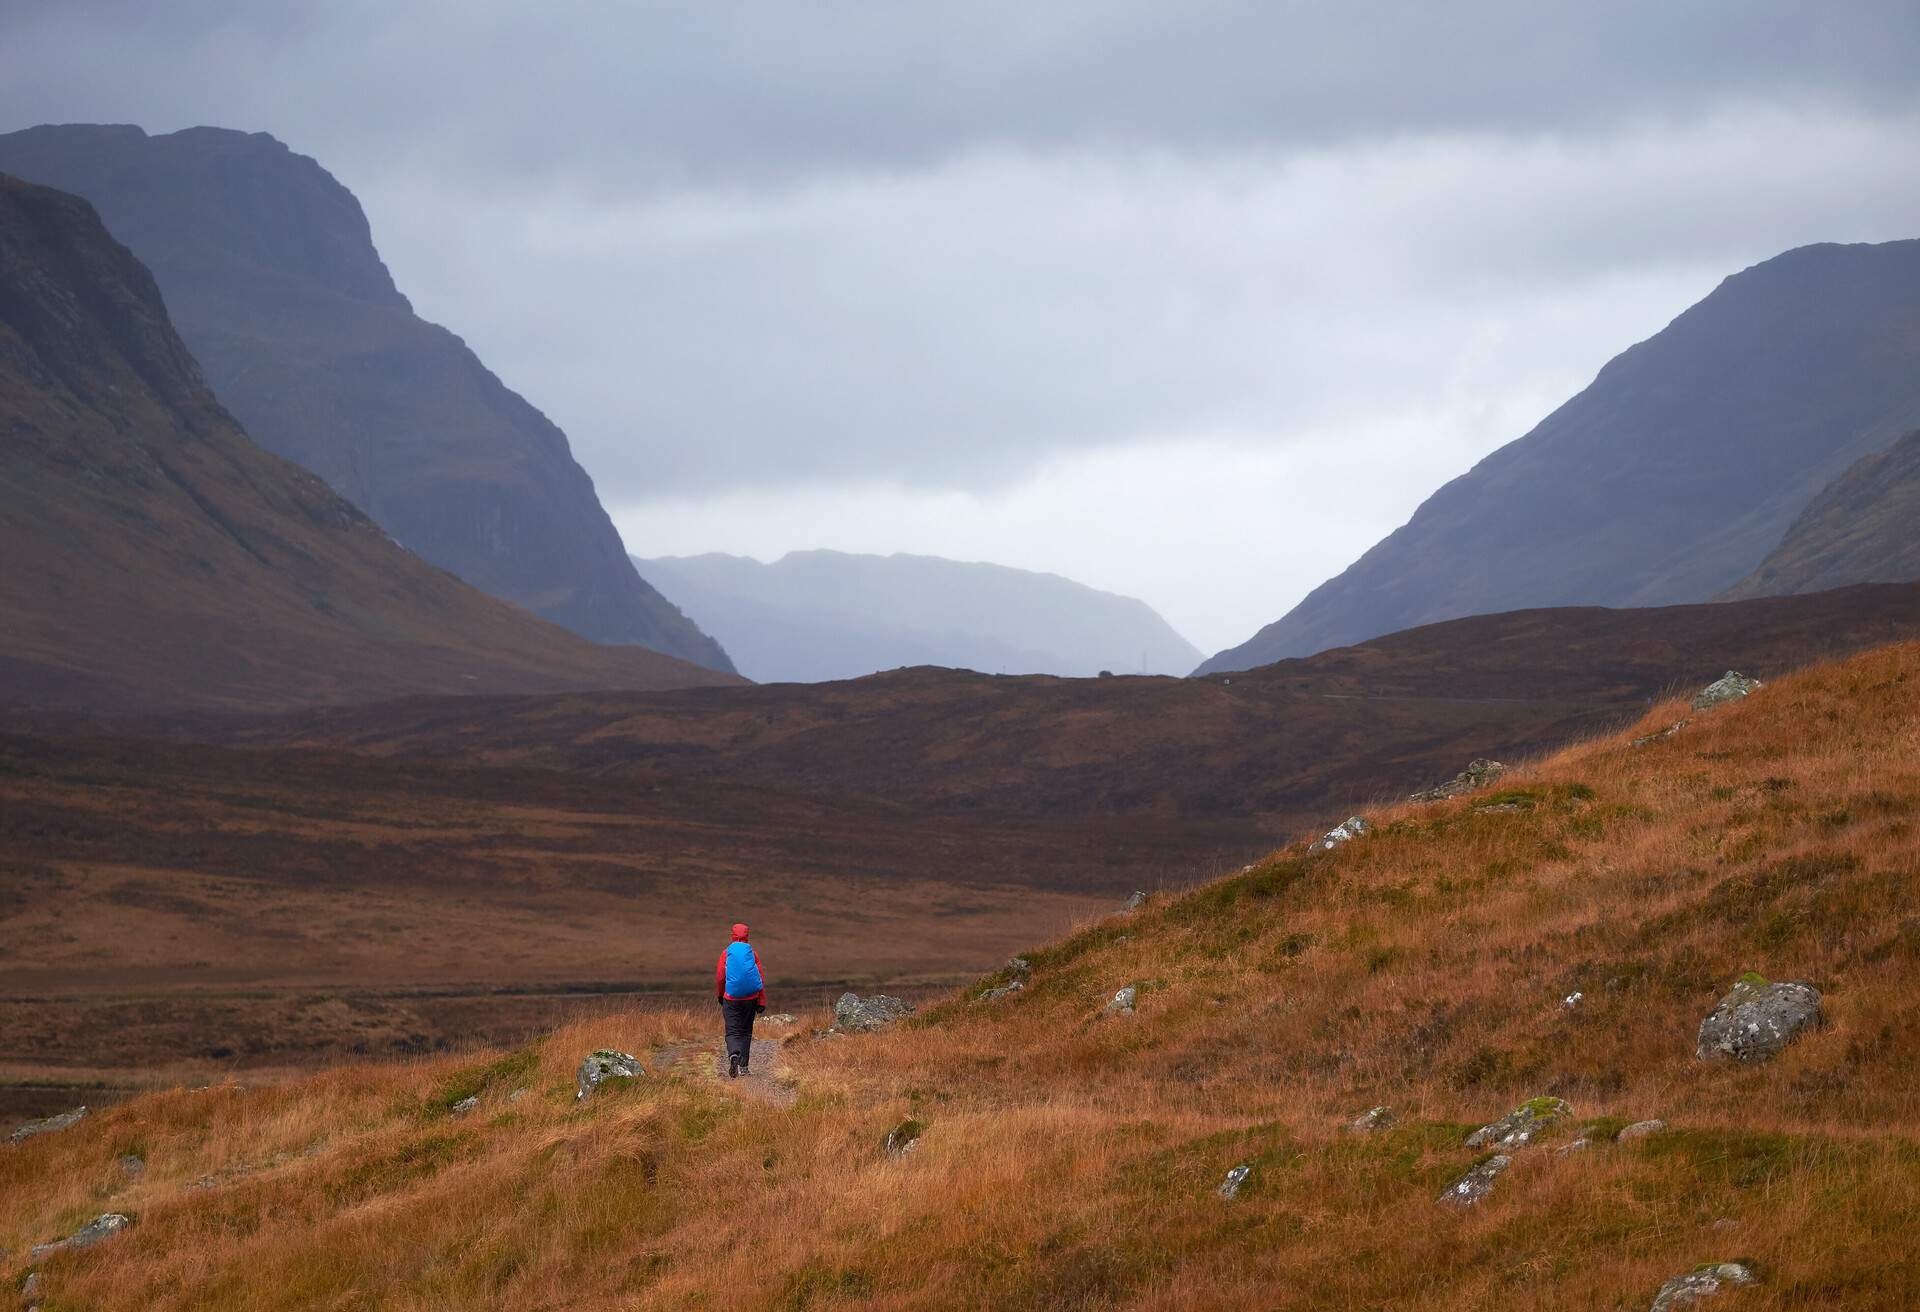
[1649,1262,1759,1311]
[1632,719,1690,748]
[118,1154,145,1178]
[1556,1137,1592,1156]
[1562,991,1584,1010]
[8,1106,87,1144]
[1465,1097,1571,1150]
[1691,672,1762,712]
[884,1118,924,1156]
[1696,976,1821,1062]
[1345,1106,1396,1134]
[1123,890,1147,911]
[1439,1154,1510,1207]
[761,1013,797,1025]
[977,980,1024,1004]
[507,1087,529,1102]
[449,1095,479,1117]
[1006,957,1032,980]
[30,1213,129,1258]
[1217,1164,1251,1199]
[1618,1118,1667,1142]
[833,993,914,1033]
[21,1271,41,1299]
[1410,759,1509,803]
[1103,985,1137,1017]
[574,1049,644,1100]
[1320,816,1371,850]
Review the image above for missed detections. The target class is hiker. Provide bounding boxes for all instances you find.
[716,922,766,1078]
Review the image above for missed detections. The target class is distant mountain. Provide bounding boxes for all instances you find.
[1199,239,1920,674]
[0,123,733,673]
[634,550,1203,682]
[1720,429,1920,600]
[0,172,738,714]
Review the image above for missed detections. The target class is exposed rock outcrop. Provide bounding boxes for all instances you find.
[1103,986,1138,1018]
[1320,816,1371,850]
[575,1049,644,1100]
[1217,1164,1251,1199]
[1691,671,1762,711]
[834,993,914,1033]
[1439,1154,1510,1207]
[1696,976,1821,1062]
[1618,1119,1667,1143]
[1649,1262,1759,1311]
[1465,1097,1571,1150]
[1410,759,1508,802]
[7,1106,86,1144]
[1346,1106,1396,1134]
[884,1118,924,1156]
[30,1213,129,1258]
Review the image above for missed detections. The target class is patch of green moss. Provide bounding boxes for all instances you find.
[1736,970,1770,988]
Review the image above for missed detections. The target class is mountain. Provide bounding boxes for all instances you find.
[634,550,1203,681]
[0,123,733,673]
[1200,238,1920,673]
[1720,428,1920,600]
[0,172,738,715]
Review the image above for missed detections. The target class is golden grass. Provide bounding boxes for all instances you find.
[6,642,1920,1309]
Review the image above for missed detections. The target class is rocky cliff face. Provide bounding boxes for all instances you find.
[1720,429,1920,600]
[0,172,737,714]
[0,124,733,673]
[1200,238,1920,674]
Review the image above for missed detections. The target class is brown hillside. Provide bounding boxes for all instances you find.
[1721,429,1920,599]
[4,639,1917,1308]
[0,174,738,715]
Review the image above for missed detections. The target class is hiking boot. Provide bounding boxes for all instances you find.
[727,1052,740,1079]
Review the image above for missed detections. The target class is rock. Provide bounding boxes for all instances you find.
[8,1106,87,1144]
[1439,1154,1510,1207]
[574,1049,644,1100]
[1556,1136,1592,1156]
[833,992,914,1033]
[1410,758,1509,803]
[1631,718,1690,747]
[449,1095,479,1117]
[884,1118,924,1156]
[1695,976,1821,1062]
[1345,1106,1396,1134]
[762,1013,797,1025]
[1562,991,1584,1010]
[507,1087,530,1102]
[117,1154,145,1178]
[1618,1118,1667,1142]
[1320,816,1371,850]
[1102,986,1137,1017]
[1692,672,1762,712]
[977,980,1024,1004]
[21,1271,40,1299]
[1217,1164,1251,1199]
[30,1213,129,1258]
[1123,890,1147,911]
[1649,1262,1759,1311]
[1006,957,1032,980]
[1465,1097,1571,1150]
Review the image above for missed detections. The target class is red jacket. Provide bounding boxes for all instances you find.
[717,939,766,1005]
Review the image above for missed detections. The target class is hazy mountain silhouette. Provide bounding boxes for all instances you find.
[1200,239,1920,674]
[1721,429,1920,600]
[0,123,733,673]
[0,173,738,714]
[635,550,1202,682]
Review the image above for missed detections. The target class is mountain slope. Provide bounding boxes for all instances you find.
[0,123,733,673]
[0,172,737,714]
[1720,428,1920,599]
[636,550,1203,681]
[1200,238,1920,673]
[7,639,1919,1308]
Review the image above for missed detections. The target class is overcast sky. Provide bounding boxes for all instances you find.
[5,3,1920,652]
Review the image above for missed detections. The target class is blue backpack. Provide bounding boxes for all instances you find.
[724,941,763,996]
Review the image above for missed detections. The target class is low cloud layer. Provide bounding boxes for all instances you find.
[5,3,1918,650]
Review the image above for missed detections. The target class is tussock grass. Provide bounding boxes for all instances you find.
[6,644,1920,1308]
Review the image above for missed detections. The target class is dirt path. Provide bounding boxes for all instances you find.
[714,1036,796,1106]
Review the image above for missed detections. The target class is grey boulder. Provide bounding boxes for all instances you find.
[1696,977,1821,1062]
[1692,671,1762,712]
[1618,1118,1668,1143]
[1410,759,1508,803]
[834,992,915,1033]
[1465,1097,1571,1150]
[1320,816,1371,850]
[1346,1106,1396,1134]
[1439,1154,1510,1207]
[1217,1164,1251,1199]
[1123,890,1148,911]
[884,1118,925,1156]
[1649,1262,1759,1311]
[1103,986,1137,1017]
[574,1048,644,1100]
[8,1106,87,1144]
[31,1213,129,1258]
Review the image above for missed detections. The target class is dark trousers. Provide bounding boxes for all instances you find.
[722,998,759,1069]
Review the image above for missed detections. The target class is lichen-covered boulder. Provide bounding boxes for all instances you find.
[1217,1164,1251,1199]
[1691,671,1762,711]
[1465,1096,1571,1150]
[1102,985,1137,1017]
[884,1118,924,1156]
[1410,759,1508,802]
[834,992,914,1032]
[31,1213,129,1258]
[1696,976,1821,1062]
[1320,816,1371,850]
[574,1048,644,1100]
[1649,1262,1759,1311]
[8,1106,86,1144]
[1618,1118,1667,1142]
[1346,1106,1396,1134]
[1439,1154,1510,1207]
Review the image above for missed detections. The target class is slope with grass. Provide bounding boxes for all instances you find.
[0,124,733,672]
[1721,428,1920,600]
[0,172,737,715]
[6,639,1917,1309]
